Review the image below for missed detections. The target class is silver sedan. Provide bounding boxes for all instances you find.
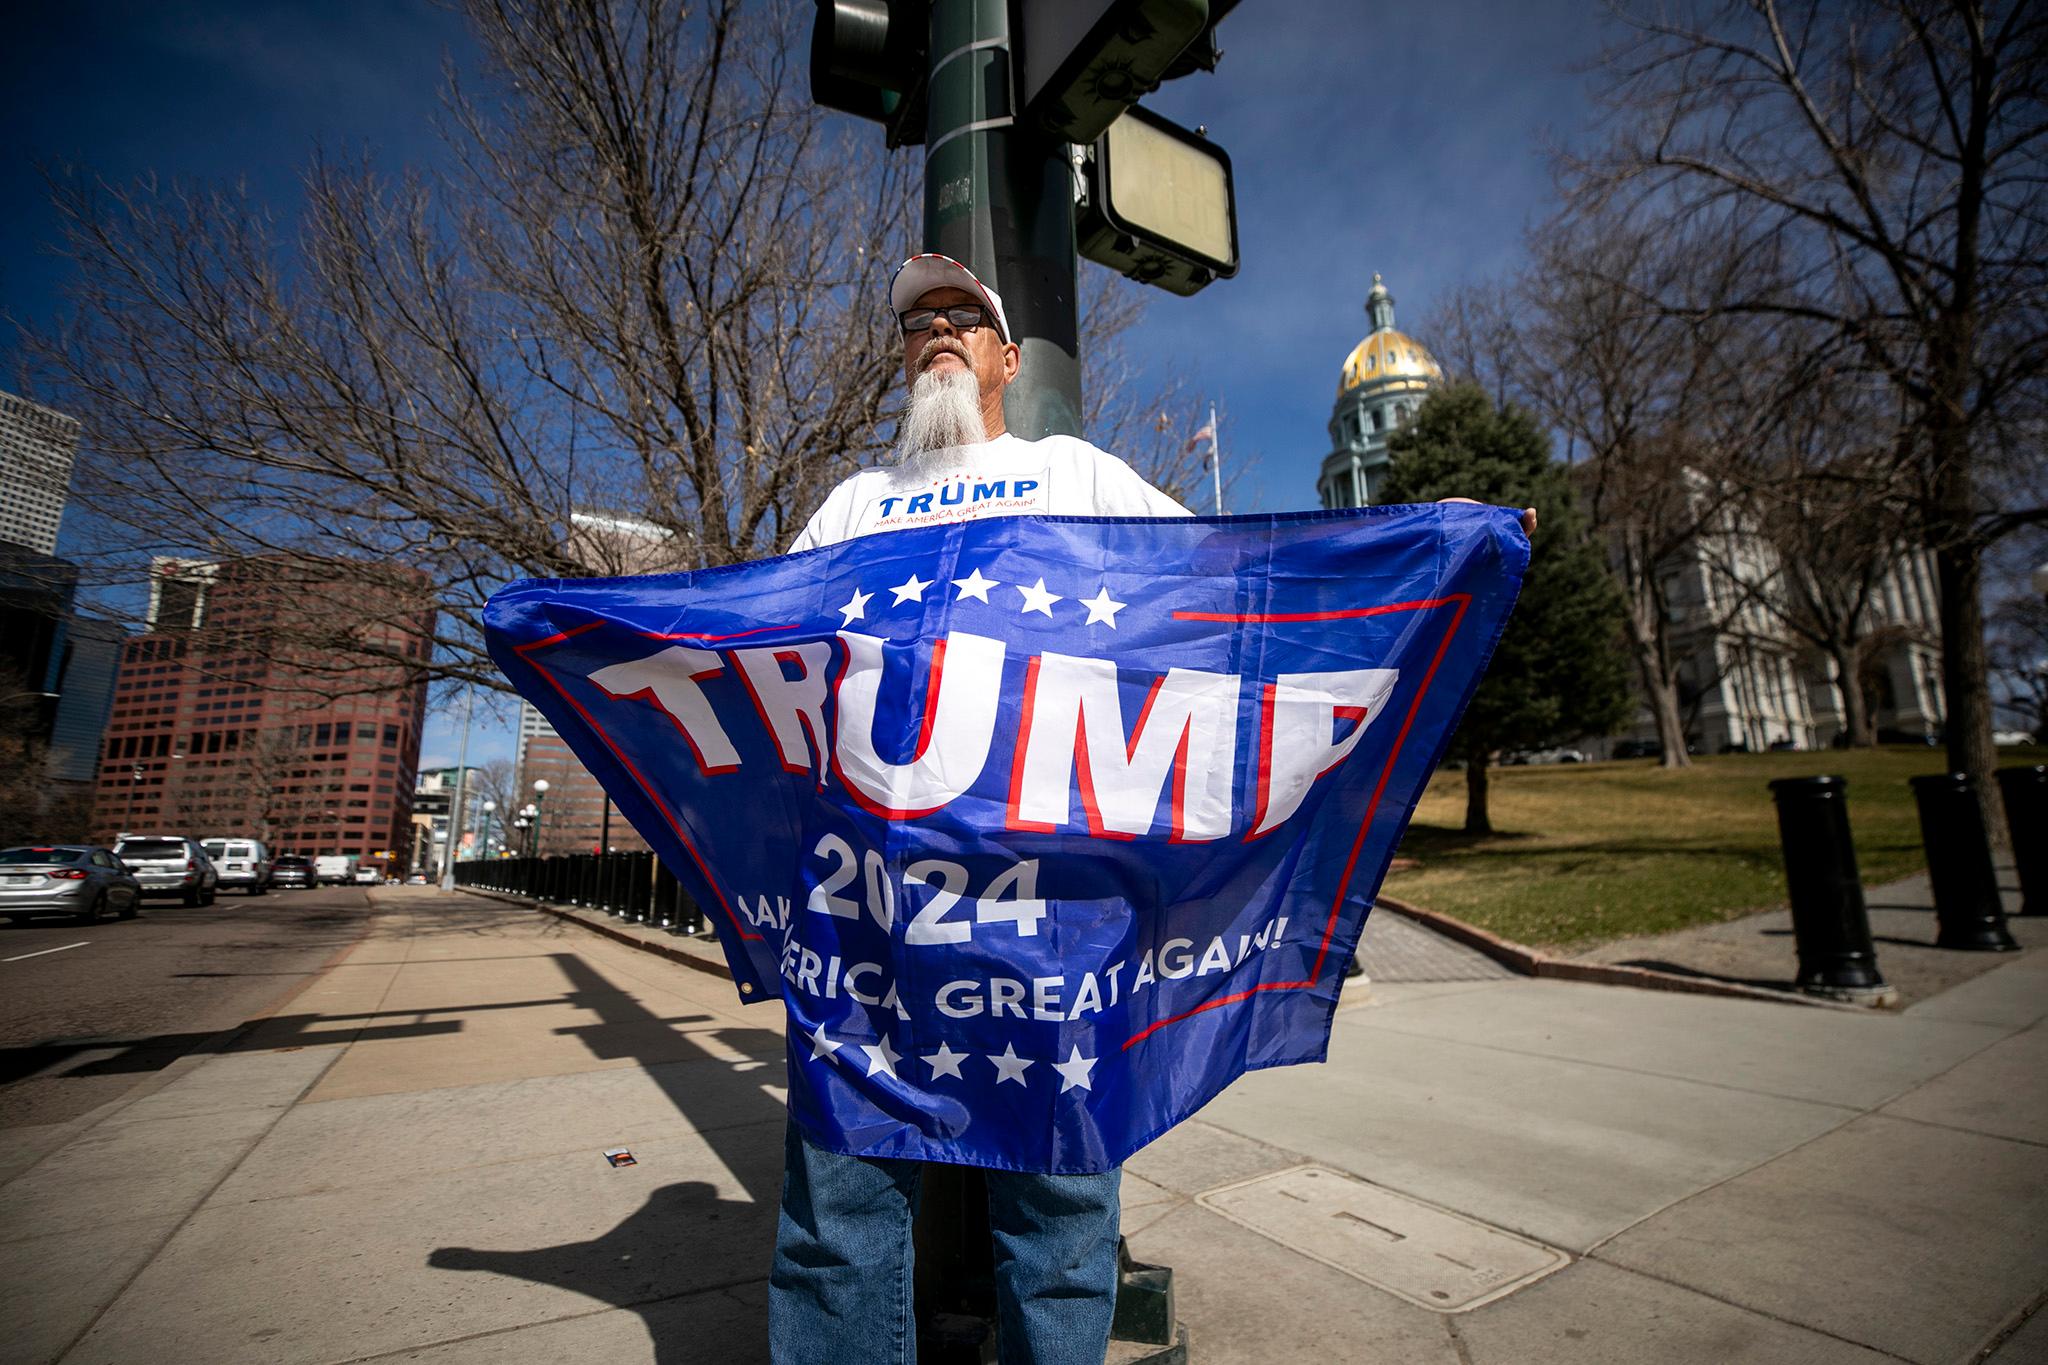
[0,845,143,926]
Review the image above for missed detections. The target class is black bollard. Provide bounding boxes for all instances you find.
[654,859,682,932]
[630,852,654,922]
[1768,777,1891,1001]
[1909,772,2018,950]
[1995,766,2045,916]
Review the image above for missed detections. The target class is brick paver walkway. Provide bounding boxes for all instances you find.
[1356,905,1517,982]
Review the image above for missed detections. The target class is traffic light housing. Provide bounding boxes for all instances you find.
[1017,0,1211,144]
[811,0,928,147]
[1077,104,1238,295]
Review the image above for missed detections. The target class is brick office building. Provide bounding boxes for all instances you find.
[93,557,434,859]
[514,701,651,857]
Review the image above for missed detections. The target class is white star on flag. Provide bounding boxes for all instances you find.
[1078,587,1127,628]
[951,567,1000,603]
[1016,578,1062,617]
[862,1036,902,1079]
[838,587,873,626]
[890,572,933,605]
[987,1043,1034,1086]
[924,1041,968,1081]
[1052,1045,1098,1092]
[807,1024,841,1062]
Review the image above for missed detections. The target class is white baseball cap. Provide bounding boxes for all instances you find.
[890,253,1010,342]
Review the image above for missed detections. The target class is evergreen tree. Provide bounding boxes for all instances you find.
[1382,383,1632,833]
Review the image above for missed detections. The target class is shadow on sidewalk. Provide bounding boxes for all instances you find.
[4,904,786,1362]
[1606,958,1800,994]
[425,952,786,1364]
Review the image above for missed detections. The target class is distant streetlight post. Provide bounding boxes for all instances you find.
[440,687,478,894]
[123,762,145,835]
[531,779,550,856]
[481,800,497,862]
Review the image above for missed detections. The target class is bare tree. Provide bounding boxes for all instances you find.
[1747,370,1929,746]
[1512,213,1794,765]
[469,756,517,850]
[1572,0,2048,801]
[0,667,81,846]
[1988,584,2048,739]
[1419,281,1529,414]
[1077,263,1237,511]
[23,0,915,691]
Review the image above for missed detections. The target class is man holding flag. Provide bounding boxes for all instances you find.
[484,253,1534,1365]
[771,253,1531,1362]
[780,254,1186,1365]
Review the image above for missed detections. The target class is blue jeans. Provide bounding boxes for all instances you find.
[769,1124,1122,1364]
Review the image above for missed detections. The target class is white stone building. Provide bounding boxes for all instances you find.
[1611,505,1943,754]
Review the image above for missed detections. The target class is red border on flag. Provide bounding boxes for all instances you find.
[515,621,782,943]
[1121,593,1470,1048]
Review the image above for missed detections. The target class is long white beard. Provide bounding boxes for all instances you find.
[894,368,989,477]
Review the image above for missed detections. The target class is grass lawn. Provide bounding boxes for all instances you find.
[1380,744,2045,952]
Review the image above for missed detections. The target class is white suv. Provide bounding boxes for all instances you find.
[113,835,219,907]
[202,838,272,896]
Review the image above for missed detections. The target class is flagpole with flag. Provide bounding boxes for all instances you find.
[1184,406,1223,515]
[1207,402,1223,516]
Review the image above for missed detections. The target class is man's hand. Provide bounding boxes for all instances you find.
[1436,497,1537,537]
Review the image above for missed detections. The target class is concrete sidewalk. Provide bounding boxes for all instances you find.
[1567,868,2048,1007]
[4,887,2043,1365]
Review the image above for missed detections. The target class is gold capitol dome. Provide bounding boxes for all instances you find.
[1337,273,1441,397]
[1318,272,1442,510]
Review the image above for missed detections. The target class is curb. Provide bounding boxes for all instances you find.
[457,886,1866,1013]
[1371,894,1871,1011]
[455,886,737,982]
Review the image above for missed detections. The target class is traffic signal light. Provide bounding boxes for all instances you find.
[810,0,928,147]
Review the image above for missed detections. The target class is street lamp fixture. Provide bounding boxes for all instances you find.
[530,779,550,857]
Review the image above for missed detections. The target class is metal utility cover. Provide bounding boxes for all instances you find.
[1197,1165,1569,1312]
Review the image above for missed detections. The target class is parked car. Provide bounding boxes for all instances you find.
[269,855,315,890]
[1611,739,1663,760]
[352,866,384,886]
[113,835,218,906]
[202,838,272,896]
[404,874,427,885]
[314,854,358,885]
[0,845,142,925]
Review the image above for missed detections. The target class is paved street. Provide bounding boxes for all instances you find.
[0,888,378,1129]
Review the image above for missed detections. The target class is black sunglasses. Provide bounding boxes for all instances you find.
[899,304,993,335]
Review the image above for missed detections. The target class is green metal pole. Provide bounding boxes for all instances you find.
[923,0,1082,439]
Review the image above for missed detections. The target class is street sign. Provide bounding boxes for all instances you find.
[1018,0,1210,142]
[1077,104,1238,294]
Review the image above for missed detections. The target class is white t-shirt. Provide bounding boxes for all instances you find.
[787,432,1190,552]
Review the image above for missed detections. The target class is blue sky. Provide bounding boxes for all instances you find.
[3,0,1615,768]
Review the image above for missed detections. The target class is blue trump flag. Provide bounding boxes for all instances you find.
[484,505,1526,1173]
